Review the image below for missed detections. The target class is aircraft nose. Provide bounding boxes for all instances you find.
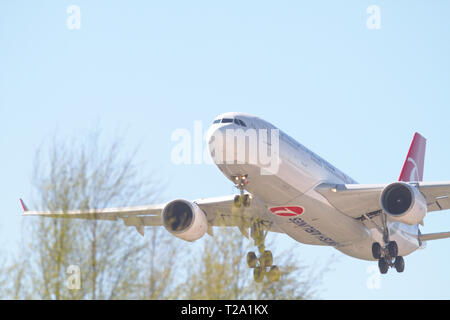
[206,126,221,153]
[206,122,235,162]
[206,124,224,152]
[205,125,218,146]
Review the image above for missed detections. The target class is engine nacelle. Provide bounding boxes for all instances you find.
[162,199,208,242]
[380,182,427,225]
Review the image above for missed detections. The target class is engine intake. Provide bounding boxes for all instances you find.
[380,182,427,225]
[162,199,208,241]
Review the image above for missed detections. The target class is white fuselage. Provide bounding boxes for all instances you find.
[207,112,421,261]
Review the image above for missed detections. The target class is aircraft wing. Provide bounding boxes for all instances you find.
[315,181,450,220]
[20,195,282,236]
[415,181,450,212]
[419,231,450,241]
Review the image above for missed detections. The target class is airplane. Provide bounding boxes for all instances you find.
[20,112,450,282]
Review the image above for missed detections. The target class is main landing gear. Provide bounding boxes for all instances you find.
[372,213,405,274]
[372,241,405,274]
[246,220,281,283]
[231,174,280,283]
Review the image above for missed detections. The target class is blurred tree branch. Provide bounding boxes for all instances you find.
[2,128,179,299]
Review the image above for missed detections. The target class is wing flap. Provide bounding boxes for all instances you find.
[417,181,450,211]
[122,215,162,227]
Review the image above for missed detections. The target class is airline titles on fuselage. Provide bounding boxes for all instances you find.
[288,216,339,246]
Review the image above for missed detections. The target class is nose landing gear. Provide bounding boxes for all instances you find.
[232,175,251,208]
[234,194,251,208]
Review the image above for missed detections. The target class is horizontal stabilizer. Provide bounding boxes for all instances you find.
[419,232,450,242]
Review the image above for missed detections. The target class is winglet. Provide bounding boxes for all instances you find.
[19,198,29,212]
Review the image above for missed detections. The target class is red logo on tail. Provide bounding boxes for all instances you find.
[399,133,426,182]
[269,206,304,217]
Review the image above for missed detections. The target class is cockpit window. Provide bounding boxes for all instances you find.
[213,117,247,127]
[237,119,247,127]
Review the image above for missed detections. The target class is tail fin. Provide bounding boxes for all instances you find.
[399,133,426,182]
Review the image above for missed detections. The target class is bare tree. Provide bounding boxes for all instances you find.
[179,227,329,300]
[8,129,179,299]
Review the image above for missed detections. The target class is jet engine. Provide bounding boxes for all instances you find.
[380,182,427,225]
[162,199,208,241]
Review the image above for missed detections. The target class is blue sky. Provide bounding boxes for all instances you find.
[1,1,449,299]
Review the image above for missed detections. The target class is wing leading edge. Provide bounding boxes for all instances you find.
[19,195,282,236]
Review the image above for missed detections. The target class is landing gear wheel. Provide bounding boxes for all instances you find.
[394,256,405,273]
[247,219,277,282]
[378,258,389,274]
[372,242,382,260]
[253,267,264,283]
[387,241,398,258]
[261,250,273,267]
[267,266,281,282]
[232,174,251,209]
[233,195,242,208]
[246,252,257,268]
[242,194,251,207]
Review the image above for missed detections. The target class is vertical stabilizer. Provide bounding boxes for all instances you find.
[399,133,426,182]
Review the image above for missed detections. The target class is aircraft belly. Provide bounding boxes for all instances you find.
[217,157,311,205]
[264,189,372,249]
[217,154,373,257]
[216,136,320,205]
